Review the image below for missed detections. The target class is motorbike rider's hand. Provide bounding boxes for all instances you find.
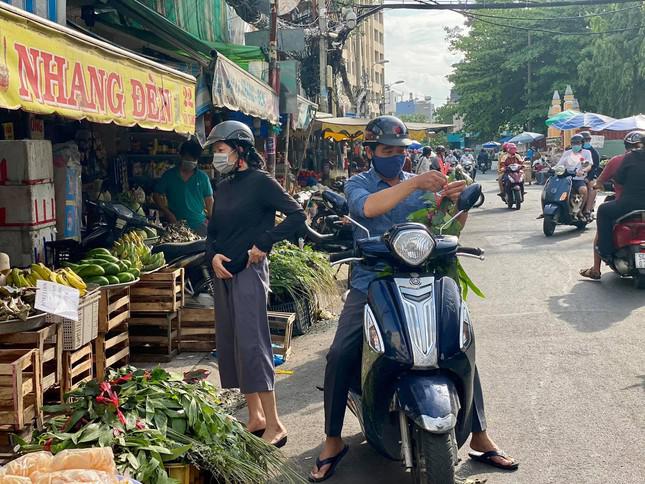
[443,180,467,202]
[246,245,267,267]
[212,254,233,279]
[413,170,447,192]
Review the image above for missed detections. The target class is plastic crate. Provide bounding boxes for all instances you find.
[44,239,82,268]
[268,293,317,336]
[46,290,100,350]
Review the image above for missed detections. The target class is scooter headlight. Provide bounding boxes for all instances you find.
[554,165,566,176]
[459,302,473,351]
[391,229,435,267]
[364,305,384,354]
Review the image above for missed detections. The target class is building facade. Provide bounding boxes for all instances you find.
[342,3,385,118]
[395,95,434,122]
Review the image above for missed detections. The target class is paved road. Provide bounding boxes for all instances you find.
[169,174,644,483]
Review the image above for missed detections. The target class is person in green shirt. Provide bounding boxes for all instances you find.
[153,140,214,236]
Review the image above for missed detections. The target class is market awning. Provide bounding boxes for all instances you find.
[0,2,196,134]
[212,55,279,125]
[315,116,451,142]
[295,96,318,130]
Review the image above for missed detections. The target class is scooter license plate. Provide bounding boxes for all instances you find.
[635,253,645,269]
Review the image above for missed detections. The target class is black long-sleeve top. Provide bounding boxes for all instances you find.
[207,169,305,274]
[614,150,645,205]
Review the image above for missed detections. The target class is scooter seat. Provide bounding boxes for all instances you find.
[152,239,207,260]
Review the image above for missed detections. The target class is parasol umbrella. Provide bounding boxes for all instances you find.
[408,141,423,150]
[549,112,615,131]
[508,132,545,144]
[592,114,645,131]
[545,109,579,126]
[482,141,501,149]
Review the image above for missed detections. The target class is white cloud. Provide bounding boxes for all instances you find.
[384,10,465,106]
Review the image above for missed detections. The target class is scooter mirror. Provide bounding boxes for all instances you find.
[457,183,483,212]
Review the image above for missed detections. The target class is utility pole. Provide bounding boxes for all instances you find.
[318,0,328,112]
[527,31,532,131]
[268,0,279,176]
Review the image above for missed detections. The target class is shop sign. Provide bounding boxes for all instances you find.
[0,3,196,134]
[212,55,279,125]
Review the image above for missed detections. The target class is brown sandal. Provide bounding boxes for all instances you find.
[580,268,601,280]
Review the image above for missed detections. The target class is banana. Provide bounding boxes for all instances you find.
[26,273,38,287]
[17,273,30,288]
[62,268,86,291]
[55,273,68,286]
[49,271,59,282]
[31,263,51,280]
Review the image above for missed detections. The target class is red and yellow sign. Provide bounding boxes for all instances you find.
[0,3,196,134]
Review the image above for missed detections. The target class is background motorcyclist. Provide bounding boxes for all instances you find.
[497,142,524,197]
[555,134,592,215]
[309,116,518,481]
[477,148,490,170]
[580,131,645,280]
[579,130,601,218]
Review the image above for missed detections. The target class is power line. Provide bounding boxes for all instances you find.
[461,3,643,21]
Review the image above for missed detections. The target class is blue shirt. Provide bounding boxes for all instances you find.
[345,167,428,293]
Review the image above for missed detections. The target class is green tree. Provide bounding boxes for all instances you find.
[400,113,430,123]
[446,3,592,138]
[434,104,457,125]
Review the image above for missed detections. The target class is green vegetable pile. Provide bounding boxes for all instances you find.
[268,241,336,302]
[18,368,303,484]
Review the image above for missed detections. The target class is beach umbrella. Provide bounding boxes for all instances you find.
[408,141,423,150]
[549,112,615,131]
[545,109,579,126]
[592,114,645,131]
[483,141,501,149]
[508,132,545,144]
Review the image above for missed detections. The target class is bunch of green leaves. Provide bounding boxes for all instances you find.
[269,241,336,301]
[18,368,304,484]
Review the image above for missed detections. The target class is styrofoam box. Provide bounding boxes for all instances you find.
[0,182,56,227]
[0,140,54,185]
[0,223,56,267]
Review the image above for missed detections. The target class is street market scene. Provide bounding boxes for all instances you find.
[0,0,643,483]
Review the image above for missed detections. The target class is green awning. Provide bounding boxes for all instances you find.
[100,0,266,69]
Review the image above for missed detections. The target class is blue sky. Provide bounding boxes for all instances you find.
[384,9,465,107]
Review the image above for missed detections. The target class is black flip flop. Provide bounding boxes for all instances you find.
[250,428,265,437]
[468,450,519,471]
[272,435,288,448]
[308,445,349,483]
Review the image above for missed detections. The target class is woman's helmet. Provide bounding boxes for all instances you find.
[570,134,584,145]
[422,146,432,156]
[506,142,517,154]
[502,142,510,152]
[435,145,446,153]
[624,130,645,150]
[363,116,413,147]
[205,120,254,147]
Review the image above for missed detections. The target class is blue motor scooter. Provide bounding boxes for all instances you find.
[541,165,590,236]
[329,184,484,483]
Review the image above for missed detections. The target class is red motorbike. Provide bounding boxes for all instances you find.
[502,163,524,210]
[609,210,645,289]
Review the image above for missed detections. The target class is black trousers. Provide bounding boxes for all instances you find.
[324,289,487,437]
[597,198,645,258]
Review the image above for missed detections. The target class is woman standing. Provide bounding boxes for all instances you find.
[205,121,305,447]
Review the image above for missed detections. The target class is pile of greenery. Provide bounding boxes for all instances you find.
[269,241,337,302]
[18,368,303,484]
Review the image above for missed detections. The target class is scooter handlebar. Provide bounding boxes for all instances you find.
[457,247,485,257]
[329,249,357,263]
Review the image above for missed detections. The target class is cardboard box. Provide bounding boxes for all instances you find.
[0,182,56,227]
[0,223,56,266]
[0,140,53,185]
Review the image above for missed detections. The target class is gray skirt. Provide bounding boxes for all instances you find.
[213,260,274,394]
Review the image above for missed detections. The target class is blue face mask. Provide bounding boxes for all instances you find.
[372,154,405,179]
[572,145,583,153]
[583,142,592,149]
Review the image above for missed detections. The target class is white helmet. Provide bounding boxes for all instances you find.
[205,120,254,147]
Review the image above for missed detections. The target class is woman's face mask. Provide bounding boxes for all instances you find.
[180,159,198,170]
[212,150,237,174]
[572,144,583,153]
[583,142,592,149]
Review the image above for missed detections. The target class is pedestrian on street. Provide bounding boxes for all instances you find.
[205,120,306,448]
[309,115,518,482]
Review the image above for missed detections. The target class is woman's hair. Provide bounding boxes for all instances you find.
[225,140,265,170]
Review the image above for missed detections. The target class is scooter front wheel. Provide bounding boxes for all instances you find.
[411,425,457,484]
[543,215,556,236]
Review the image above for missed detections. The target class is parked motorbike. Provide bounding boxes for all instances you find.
[303,188,354,252]
[151,240,213,296]
[327,184,485,483]
[502,163,524,210]
[607,210,645,289]
[541,165,590,236]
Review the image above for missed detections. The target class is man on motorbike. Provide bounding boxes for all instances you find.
[580,131,645,280]
[579,131,601,219]
[497,142,524,197]
[555,134,592,213]
[477,148,490,170]
[309,115,518,482]
[445,148,458,166]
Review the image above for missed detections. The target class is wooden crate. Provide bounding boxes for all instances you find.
[130,268,184,313]
[0,323,62,395]
[61,343,93,394]
[268,311,295,362]
[98,286,130,334]
[0,349,43,431]
[129,311,180,362]
[165,463,207,484]
[179,306,215,352]
[94,325,129,381]
[0,425,32,465]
